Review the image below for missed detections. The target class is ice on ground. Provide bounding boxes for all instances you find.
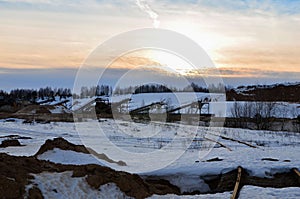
[239,186,300,199]
[26,171,133,199]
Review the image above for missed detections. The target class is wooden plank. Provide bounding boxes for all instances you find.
[231,166,243,199]
[217,134,258,149]
[207,132,258,149]
[204,137,232,151]
[293,168,300,177]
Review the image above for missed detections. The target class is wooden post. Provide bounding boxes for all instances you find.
[231,166,243,199]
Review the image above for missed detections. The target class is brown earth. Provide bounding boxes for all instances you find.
[34,137,127,166]
[0,137,181,199]
[0,139,22,148]
[227,83,300,102]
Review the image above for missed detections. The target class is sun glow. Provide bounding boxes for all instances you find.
[164,18,238,66]
[141,49,195,76]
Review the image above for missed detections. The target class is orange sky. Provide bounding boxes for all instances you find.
[0,1,300,79]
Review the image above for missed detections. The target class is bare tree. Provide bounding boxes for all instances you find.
[276,103,289,131]
[253,102,276,130]
[230,101,252,128]
[291,108,300,132]
[231,101,276,130]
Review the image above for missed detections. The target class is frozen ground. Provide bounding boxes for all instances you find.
[1,119,300,197]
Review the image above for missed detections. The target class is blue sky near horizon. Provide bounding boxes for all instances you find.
[0,0,299,90]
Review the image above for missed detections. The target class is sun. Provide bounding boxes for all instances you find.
[142,49,195,76]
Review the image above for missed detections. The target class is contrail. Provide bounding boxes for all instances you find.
[135,0,160,28]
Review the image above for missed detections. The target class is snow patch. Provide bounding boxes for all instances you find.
[37,148,105,166]
[239,186,300,199]
[27,171,133,199]
[148,191,231,199]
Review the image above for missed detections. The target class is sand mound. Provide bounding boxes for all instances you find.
[34,137,126,166]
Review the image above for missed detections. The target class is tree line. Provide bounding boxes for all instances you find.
[229,101,300,132]
[0,82,226,102]
[114,83,225,95]
[0,87,72,102]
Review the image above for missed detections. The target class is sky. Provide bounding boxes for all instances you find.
[0,0,300,90]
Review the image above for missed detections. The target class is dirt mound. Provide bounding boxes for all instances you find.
[16,105,70,115]
[34,137,126,166]
[227,82,300,102]
[17,105,52,114]
[0,139,22,148]
[0,152,179,199]
[34,137,89,155]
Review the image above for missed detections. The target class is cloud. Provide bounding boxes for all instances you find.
[185,66,300,79]
[0,0,299,86]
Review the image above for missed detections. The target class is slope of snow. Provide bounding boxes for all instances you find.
[37,148,105,166]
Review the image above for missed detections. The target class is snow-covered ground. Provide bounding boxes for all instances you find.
[148,186,300,199]
[238,186,300,199]
[1,119,299,197]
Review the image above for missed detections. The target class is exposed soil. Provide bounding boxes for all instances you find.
[226,83,300,102]
[0,139,22,148]
[34,137,127,166]
[34,137,90,156]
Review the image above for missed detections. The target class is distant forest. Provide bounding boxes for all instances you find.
[79,83,224,98]
[0,87,72,103]
[0,83,226,102]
